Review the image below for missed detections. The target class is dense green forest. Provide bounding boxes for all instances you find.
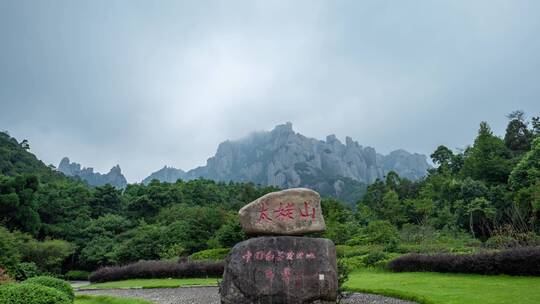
[1,111,539,278]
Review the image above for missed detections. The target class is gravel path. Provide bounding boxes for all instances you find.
[77,286,416,304]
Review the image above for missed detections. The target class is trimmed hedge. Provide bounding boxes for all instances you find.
[0,283,71,304]
[89,260,224,283]
[388,246,540,276]
[24,276,75,301]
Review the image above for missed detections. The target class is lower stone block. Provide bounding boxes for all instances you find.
[220,236,338,304]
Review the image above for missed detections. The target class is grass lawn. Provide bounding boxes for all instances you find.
[345,269,540,304]
[79,278,219,290]
[75,295,152,304]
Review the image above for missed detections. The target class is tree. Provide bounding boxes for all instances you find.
[509,137,540,190]
[90,185,123,218]
[0,175,41,236]
[504,110,533,155]
[462,122,512,184]
[466,197,496,238]
[0,226,21,273]
[380,190,407,226]
[22,239,76,274]
[209,215,245,248]
[404,198,434,225]
[431,145,454,168]
[532,116,540,135]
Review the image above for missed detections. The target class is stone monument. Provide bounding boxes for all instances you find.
[220,188,338,304]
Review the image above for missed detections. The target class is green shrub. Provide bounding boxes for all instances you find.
[22,239,76,274]
[347,220,400,251]
[0,283,71,304]
[24,276,74,301]
[364,251,388,267]
[64,270,90,281]
[336,244,386,257]
[189,248,230,261]
[14,262,39,281]
[0,268,13,284]
[339,256,367,271]
[0,226,21,274]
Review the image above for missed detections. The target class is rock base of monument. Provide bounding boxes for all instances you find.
[220,236,338,304]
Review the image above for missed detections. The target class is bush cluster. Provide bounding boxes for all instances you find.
[0,283,71,304]
[189,248,230,261]
[24,276,75,301]
[64,270,90,281]
[388,246,540,276]
[14,262,39,281]
[0,268,12,284]
[89,260,224,283]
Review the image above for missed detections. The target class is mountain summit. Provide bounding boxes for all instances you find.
[58,157,127,189]
[145,123,431,202]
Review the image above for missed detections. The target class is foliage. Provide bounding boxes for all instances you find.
[14,262,39,281]
[0,132,64,183]
[24,276,75,301]
[0,226,21,274]
[461,122,513,184]
[0,268,13,284]
[0,174,41,235]
[22,239,76,274]
[2,112,540,276]
[336,258,350,301]
[388,247,540,276]
[0,283,71,304]
[88,260,224,283]
[347,220,400,251]
[509,137,540,191]
[189,248,230,261]
[65,270,90,281]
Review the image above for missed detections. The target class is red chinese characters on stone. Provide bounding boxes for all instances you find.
[255,251,265,260]
[242,250,317,263]
[282,267,292,282]
[265,251,275,262]
[286,251,295,260]
[257,201,273,223]
[242,250,253,263]
[274,202,295,220]
[265,268,275,280]
[299,201,316,219]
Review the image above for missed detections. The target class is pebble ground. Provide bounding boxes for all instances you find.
[77,286,416,304]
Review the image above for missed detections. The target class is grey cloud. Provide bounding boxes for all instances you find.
[1,0,539,181]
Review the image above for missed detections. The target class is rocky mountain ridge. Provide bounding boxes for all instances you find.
[58,157,127,189]
[145,123,431,202]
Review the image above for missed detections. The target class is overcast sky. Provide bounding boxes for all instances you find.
[1,1,539,182]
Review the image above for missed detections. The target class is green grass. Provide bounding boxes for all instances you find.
[344,269,540,304]
[75,295,152,304]
[79,278,219,290]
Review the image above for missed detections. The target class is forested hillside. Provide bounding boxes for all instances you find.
[0,111,539,280]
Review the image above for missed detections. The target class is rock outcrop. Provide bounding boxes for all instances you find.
[142,123,431,203]
[192,123,430,201]
[58,157,127,189]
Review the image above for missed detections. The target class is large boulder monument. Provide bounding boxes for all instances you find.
[220,188,338,304]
